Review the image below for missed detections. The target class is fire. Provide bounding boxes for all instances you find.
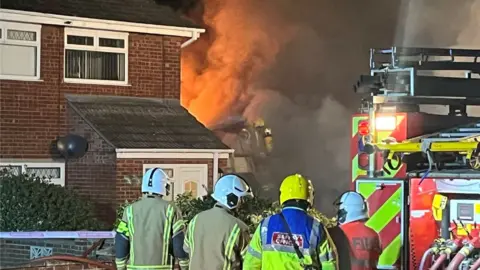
[180,0,298,127]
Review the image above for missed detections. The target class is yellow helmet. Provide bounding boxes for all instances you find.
[279,174,314,206]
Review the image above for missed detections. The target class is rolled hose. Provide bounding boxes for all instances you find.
[419,248,435,270]
[430,253,448,270]
[30,255,115,270]
[470,257,480,270]
[446,253,467,270]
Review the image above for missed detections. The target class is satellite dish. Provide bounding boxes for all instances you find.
[55,134,89,159]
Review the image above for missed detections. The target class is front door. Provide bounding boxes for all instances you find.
[356,179,405,269]
[177,166,208,198]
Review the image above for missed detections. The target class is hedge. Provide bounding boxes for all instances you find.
[0,168,104,231]
[116,192,335,233]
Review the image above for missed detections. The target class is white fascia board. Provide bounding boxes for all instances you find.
[0,9,205,38]
[116,148,233,159]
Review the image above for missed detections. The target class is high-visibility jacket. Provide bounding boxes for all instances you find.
[243,207,338,270]
[115,196,187,270]
[340,220,381,270]
[183,204,251,270]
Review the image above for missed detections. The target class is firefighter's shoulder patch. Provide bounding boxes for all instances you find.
[272,232,304,247]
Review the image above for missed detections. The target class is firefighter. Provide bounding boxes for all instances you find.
[243,174,338,270]
[334,191,381,270]
[183,174,253,270]
[115,168,188,270]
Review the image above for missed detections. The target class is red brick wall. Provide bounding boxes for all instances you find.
[0,25,185,159]
[117,158,229,203]
[66,106,116,223]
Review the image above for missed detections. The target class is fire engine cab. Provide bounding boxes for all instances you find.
[351,47,480,269]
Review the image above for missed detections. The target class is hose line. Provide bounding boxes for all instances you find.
[419,248,434,270]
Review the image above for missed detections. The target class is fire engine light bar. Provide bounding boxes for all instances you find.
[375,116,396,131]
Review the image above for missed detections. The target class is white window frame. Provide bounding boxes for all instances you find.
[0,161,65,186]
[63,28,129,86]
[142,164,208,200]
[0,21,41,81]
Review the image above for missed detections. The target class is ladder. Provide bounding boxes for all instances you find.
[373,121,480,160]
[354,46,480,101]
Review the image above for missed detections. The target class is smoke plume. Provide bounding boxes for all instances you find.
[180,0,400,214]
[394,0,480,115]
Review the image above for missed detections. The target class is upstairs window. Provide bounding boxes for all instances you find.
[0,21,41,81]
[64,28,128,85]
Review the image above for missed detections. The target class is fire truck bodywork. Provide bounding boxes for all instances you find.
[351,47,480,269]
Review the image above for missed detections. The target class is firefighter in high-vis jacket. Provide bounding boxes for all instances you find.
[243,174,338,270]
[115,168,189,270]
[334,191,381,270]
[183,174,253,270]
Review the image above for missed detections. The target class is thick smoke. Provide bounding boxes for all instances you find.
[394,0,480,115]
[180,0,400,215]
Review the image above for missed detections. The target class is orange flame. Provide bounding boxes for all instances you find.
[180,0,298,127]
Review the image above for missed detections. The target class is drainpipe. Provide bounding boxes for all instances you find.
[213,152,219,185]
[181,31,202,48]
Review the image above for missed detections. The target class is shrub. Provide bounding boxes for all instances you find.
[116,192,335,233]
[0,169,104,231]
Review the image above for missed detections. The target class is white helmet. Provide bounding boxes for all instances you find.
[334,191,368,225]
[142,168,170,196]
[211,174,253,209]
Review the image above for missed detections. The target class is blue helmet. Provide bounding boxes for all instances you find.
[211,174,253,209]
[335,191,368,225]
[142,168,170,196]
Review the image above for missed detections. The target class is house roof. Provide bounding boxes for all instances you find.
[0,0,198,28]
[66,94,230,150]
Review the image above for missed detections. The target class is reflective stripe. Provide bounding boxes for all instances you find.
[260,216,271,245]
[116,221,130,237]
[378,234,401,266]
[240,246,248,257]
[247,246,261,259]
[262,244,314,256]
[365,187,402,267]
[223,224,240,270]
[126,205,135,265]
[116,258,127,268]
[162,205,174,265]
[366,188,401,233]
[319,238,334,263]
[319,251,334,262]
[173,219,186,234]
[309,220,320,263]
[186,215,198,269]
[127,265,173,269]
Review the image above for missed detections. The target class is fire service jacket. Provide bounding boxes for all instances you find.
[340,220,381,270]
[183,204,251,270]
[243,207,338,270]
[115,196,188,270]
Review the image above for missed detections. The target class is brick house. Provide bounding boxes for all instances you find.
[0,0,233,224]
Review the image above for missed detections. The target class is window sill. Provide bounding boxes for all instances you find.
[63,78,131,87]
[0,76,43,82]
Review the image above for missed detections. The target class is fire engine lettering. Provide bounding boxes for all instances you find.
[352,237,377,251]
[272,232,304,247]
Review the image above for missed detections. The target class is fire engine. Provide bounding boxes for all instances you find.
[351,47,480,269]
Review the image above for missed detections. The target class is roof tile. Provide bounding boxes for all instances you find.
[66,94,230,150]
